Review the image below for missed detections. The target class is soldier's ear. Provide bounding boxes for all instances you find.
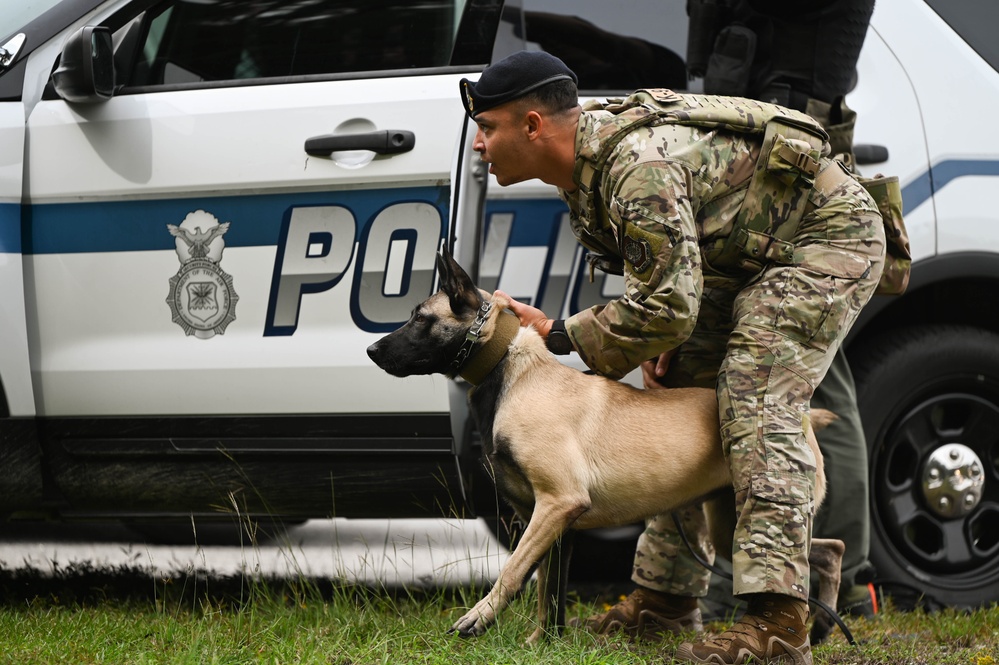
[525,110,543,141]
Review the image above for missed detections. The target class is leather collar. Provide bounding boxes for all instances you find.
[453,304,521,386]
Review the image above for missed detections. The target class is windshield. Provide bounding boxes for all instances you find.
[1,0,66,41]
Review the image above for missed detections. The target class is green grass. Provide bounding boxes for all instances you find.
[0,566,997,664]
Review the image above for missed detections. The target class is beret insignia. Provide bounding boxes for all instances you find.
[463,81,474,114]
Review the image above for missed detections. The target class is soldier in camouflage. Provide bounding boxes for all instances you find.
[688,0,884,621]
[460,50,886,664]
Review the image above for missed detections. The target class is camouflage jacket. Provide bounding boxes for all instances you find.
[560,91,833,379]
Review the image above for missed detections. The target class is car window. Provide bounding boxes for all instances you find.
[924,0,999,74]
[519,0,694,93]
[0,0,67,41]
[116,0,495,88]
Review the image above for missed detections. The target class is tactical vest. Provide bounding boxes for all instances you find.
[573,88,909,294]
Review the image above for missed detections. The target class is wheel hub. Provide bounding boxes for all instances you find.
[921,443,985,519]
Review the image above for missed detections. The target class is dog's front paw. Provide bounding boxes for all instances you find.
[448,612,487,638]
[448,600,496,638]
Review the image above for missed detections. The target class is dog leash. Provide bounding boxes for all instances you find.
[670,512,858,647]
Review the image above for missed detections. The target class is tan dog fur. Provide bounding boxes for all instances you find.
[366,250,843,644]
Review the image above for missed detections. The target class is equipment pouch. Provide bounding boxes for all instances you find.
[859,174,910,295]
[704,25,757,96]
[685,0,731,78]
[725,128,821,272]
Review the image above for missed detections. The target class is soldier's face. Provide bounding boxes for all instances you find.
[472,105,536,186]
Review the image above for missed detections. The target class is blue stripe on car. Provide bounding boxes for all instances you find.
[20,186,448,255]
[0,202,20,253]
[901,159,999,214]
[7,160,999,255]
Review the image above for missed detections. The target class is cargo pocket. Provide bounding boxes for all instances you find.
[777,246,871,350]
[753,391,815,553]
[746,469,813,554]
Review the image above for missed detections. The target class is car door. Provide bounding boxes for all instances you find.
[1,22,48,511]
[0,92,34,420]
[23,0,498,422]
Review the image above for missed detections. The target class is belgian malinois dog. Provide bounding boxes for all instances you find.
[367,247,844,645]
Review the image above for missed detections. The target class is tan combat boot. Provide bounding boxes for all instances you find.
[675,593,811,664]
[572,587,703,641]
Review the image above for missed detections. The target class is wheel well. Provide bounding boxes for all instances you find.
[847,252,999,352]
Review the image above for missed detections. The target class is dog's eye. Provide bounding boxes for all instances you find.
[413,312,427,324]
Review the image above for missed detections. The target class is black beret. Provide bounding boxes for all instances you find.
[459,51,577,118]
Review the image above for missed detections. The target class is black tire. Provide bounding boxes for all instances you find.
[850,324,999,609]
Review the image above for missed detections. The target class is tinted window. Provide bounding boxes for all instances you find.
[925,0,999,73]
[0,0,67,41]
[519,0,693,93]
[118,0,496,87]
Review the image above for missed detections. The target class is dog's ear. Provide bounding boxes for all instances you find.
[436,246,481,316]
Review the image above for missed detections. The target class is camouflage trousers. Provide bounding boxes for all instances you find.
[632,166,886,601]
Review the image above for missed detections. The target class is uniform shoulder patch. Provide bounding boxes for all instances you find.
[623,234,652,274]
[622,221,672,284]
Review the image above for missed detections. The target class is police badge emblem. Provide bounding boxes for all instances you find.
[165,210,238,339]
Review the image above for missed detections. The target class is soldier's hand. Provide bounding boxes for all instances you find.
[641,349,677,390]
[494,290,553,337]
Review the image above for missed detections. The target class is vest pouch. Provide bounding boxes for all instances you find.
[767,135,821,187]
[860,174,910,295]
[725,130,820,270]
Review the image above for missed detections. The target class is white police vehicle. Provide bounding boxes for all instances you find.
[1,0,997,609]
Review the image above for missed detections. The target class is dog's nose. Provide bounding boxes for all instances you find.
[366,341,383,363]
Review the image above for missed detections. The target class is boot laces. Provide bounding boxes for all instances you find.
[711,618,769,648]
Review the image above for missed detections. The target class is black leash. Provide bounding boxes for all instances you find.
[670,512,857,647]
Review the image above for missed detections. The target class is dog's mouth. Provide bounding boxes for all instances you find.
[381,358,433,377]
[366,342,438,377]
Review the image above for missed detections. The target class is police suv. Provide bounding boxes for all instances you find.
[1,0,997,609]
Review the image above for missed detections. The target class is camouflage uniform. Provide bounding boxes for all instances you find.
[560,91,886,601]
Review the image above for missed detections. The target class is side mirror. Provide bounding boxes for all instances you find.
[52,26,114,103]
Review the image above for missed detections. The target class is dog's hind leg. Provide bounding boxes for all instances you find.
[808,537,846,645]
[450,494,589,638]
[528,529,576,644]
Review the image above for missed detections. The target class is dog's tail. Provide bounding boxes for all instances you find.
[806,407,839,514]
[809,408,838,432]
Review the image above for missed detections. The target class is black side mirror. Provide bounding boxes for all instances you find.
[52,25,114,103]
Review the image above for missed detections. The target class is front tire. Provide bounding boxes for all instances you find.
[851,325,999,609]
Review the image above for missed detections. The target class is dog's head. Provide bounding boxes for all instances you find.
[366,245,489,377]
